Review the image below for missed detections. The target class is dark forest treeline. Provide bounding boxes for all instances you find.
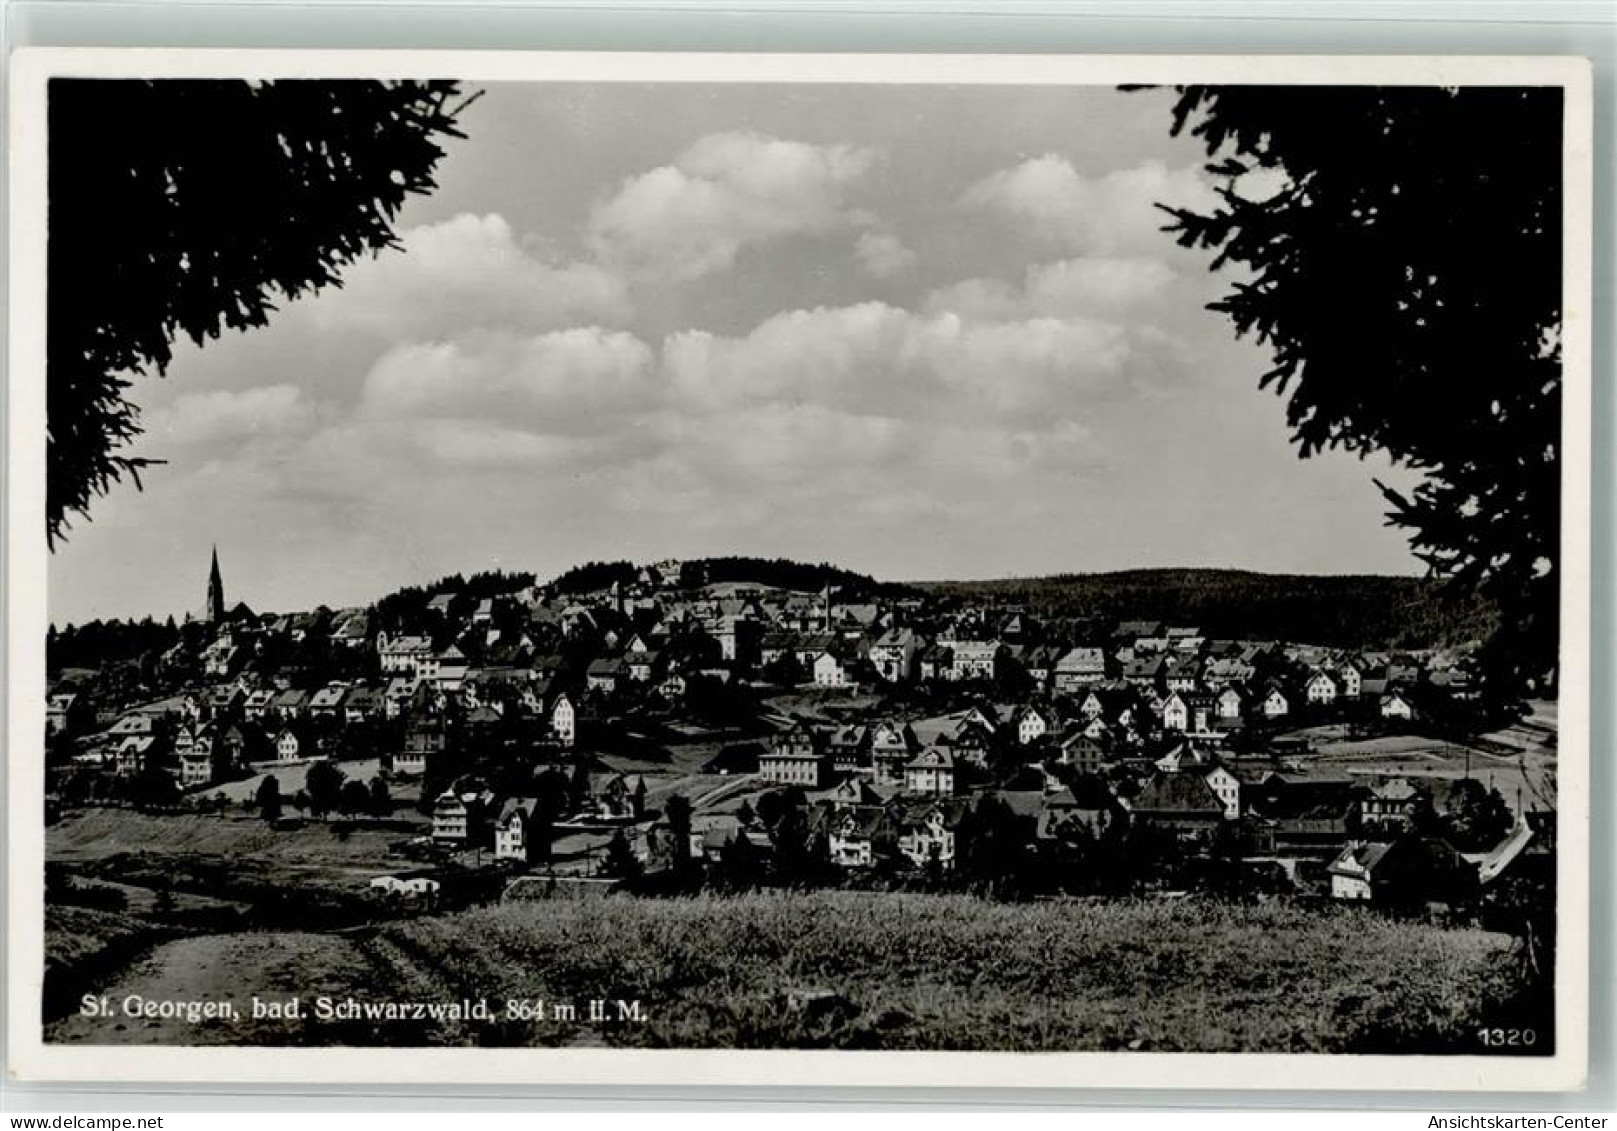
[371,569,536,627]
[549,557,917,598]
[917,569,1498,650]
[698,557,917,598]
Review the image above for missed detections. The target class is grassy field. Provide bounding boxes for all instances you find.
[45,890,1537,1051]
[379,892,1526,1053]
[49,810,406,873]
[42,905,179,1019]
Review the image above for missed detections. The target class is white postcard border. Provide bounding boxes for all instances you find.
[5,48,1595,1092]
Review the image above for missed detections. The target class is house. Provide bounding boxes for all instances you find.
[1059,732,1109,775]
[869,628,921,682]
[243,688,277,722]
[1361,777,1428,830]
[586,772,647,821]
[1305,670,1339,706]
[342,686,381,725]
[1163,656,1200,693]
[822,776,884,809]
[330,610,370,648]
[368,872,441,900]
[1215,685,1245,721]
[495,797,546,863]
[432,786,495,846]
[391,719,449,777]
[825,724,870,772]
[201,638,243,679]
[903,747,956,798]
[918,644,953,682]
[273,725,318,764]
[626,651,663,684]
[308,683,349,720]
[1380,688,1417,720]
[377,633,435,676]
[551,692,577,746]
[828,806,893,868]
[812,649,858,689]
[761,724,832,788]
[1121,654,1164,688]
[423,645,471,688]
[1203,763,1242,820]
[586,657,626,695]
[46,692,88,737]
[270,688,310,720]
[1327,835,1477,906]
[1014,704,1059,745]
[115,735,160,777]
[1161,691,1191,733]
[895,798,971,871]
[179,747,215,789]
[949,641,1002,682]
[1022,646,1059,691]
[1053,647,1107,693]
[1203,655,1257,688]
[869,720,920,786]
[1038,777,1126,843]
[1260,684,1291,719]
[1332,659,1364,698]
[1128,772,1227,840]
[382,677,420,720]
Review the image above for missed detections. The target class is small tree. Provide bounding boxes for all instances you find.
[305,760,345,818]
[600,830,642,880]
[1443,778,1516,851]
[255,774,282,824]
[663,794,694,869]
[368,776,392,818]
[339,779,372,816]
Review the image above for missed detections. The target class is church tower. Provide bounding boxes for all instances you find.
[205,545,226,623]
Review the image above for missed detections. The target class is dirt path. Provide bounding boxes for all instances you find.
[47,931,386,1046]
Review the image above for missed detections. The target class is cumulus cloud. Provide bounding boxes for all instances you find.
[926,256,1179,321]
[588,132,877,279]
[854,230,917,278]
[663,301,1149,426]
[359,327,657,434]
[304,212,632,338]
[143,385,317,447]
[960,157,1219,255]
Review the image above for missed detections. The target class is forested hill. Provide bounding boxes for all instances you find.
[915,569,1499,650]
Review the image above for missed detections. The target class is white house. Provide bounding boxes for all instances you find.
[1261,685,1290,719]
[1380,689,1416,721]
[1161,691,1190,733]
[274,727,317,763]
[495,797,543,863]
[1215,686,1244,721]
[813,650,854,689]
[1203,764,1241,820]
[903,747,956,798]
[1305,670,1339,705]
[551,692,576,745]
[1015,705,1057,745]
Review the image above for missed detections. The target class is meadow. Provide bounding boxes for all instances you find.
[377,891,1531,1053]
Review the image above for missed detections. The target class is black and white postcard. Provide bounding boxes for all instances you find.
[5,51,1593,1091]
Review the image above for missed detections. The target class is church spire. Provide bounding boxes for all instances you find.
[206,545,226,623]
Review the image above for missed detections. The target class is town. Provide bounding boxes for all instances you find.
[45,550,1556,920]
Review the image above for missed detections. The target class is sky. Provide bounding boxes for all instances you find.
[48,81,1425,626]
